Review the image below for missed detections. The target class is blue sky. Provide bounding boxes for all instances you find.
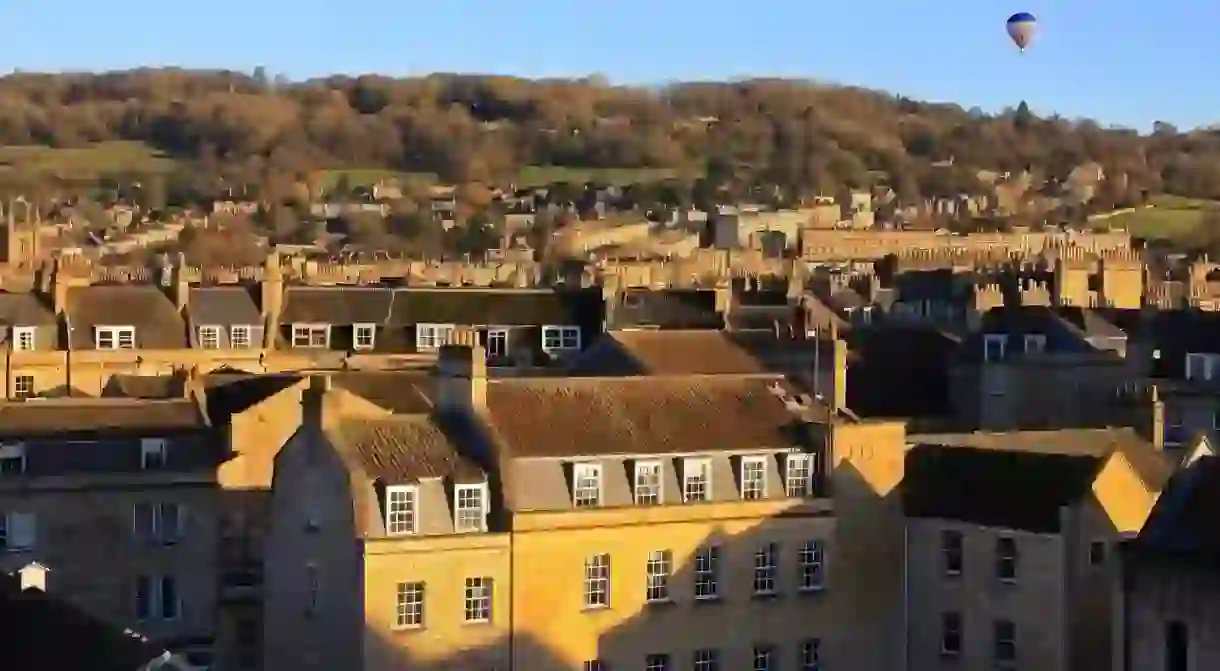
[2,0,1216,130]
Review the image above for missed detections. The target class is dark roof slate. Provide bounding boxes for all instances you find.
[64,285,186,349]
[188,286,261,326]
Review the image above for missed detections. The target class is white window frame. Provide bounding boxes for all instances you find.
[860,306,874,324]
[96,325,136,350]
[353,323,376,350]
[996,535,1018,583]
[416,323,455,351]
[395,581,425,629]
[941,611,962,657]
[694,648,720,671]
[753,542,778,595]
[453,483,488,533]
[693,545,720,600]
[385,485,418,536]
[645,549,671,602]
[463,576,492,623]
[486,327,509,358]
[229,325,253,349]
[541,325,581,353]
[141,438,167,470]
[645,653,670,671]
[982,334,1007,362]
[11,326,34,352]
[1023,333,1046,354]
[1185,352,1220,381]
[0,512,36,551]
[741,456,767,500]
[683,458,712,503]
[634,460,662,505]
[136,573,181,621]
[132,502,187,546]
[583,553,611,609]
[292,323,329,348]
[12,374,33,400]
[198,325,221,349]
[573,463,603,508]
[753,645,774,671]
[942,529,964,577]
[993,619,1017,668]
[0,443,25,476]
[799,539,825,591]
[786,454,813,497]
[800,639,822,671]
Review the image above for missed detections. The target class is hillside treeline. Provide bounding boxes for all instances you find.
[2,69,1220,202]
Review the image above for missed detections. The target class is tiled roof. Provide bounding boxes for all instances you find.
[101,374,184,399]
[390,288,604,326]
[328,417,484,484]
[1137,456,1220,561]
[280,287,393,325]
[0,292,55,326]
[64,285,186,349]
[188,286,262,326]
[611,289,723,330]
[485,375,809,458]
[0,399,204,437]
[203,373,304,423]
[570,330,768,376]
[331,372,435,413]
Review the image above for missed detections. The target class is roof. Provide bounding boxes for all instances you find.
[0,292,55,327]
[1125,309,1220,378]
[203,374,304,424]
[327,417,484,484]
[570,330,769,376]
[188,286,262,326]
[101,374,184,399]
[485,375,810,458]
[0,399,205,438]
[847,328,958,419]
[611,289,723,330]
[0,575,168,671]
[330,372,435,413]
[280,287,393,325]
[390,288,604,326]
[960,306,1127,360]
[903,428,1154,533]
[64,285,186,349]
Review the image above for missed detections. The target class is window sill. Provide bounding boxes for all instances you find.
[939,651,961,661]
[390,624,424,633]
[998,577,1018,586]
[462,619,492,626]
[644,598,675,607]
[751,590,780,600]
[798,586,826,595]
[581,604,611,613]
[693,595,721,604]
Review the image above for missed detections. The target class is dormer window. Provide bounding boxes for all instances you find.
[573,463,602,508]
[860,306,874,324]
[385,485,418,535]
[634,461,662,505]
[0,443,25,476]
[453,483,489,532]
[292,324,329,348]
[542,326,581,353]
[198,325,221,349]
[740,456,766,500]
[785,454,813,497]
[1023,334,1046,355]
[353,324,376,350]
[230,325,253,349]
[140,439,167,470]
[96,326,135,350]
[11,326,34,352]
[982,334,1007,362]
[682,458,712,503]
[416,324,455,351]
[1185,352,1220,381]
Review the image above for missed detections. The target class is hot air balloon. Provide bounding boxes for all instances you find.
[1006,12,1037,52]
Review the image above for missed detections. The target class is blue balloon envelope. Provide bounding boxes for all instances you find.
[1006,12,1037,51]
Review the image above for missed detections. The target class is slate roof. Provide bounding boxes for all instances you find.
[280,287,393,324]
[1124,309,1220,378]
[485,375,810,458]
[570,330,769,376]
[1130,456,1220,564]
[0,292,55,326]
[327,417,484,484]
[101,374,184,399]
[331,372,436,413]
[64,285,187,349]
[847,328,958,419]
[0,399,205,438]
[202,374,304,424]
[188,286,262,326]
[903,428,1156,533]
[611,289,723,330]
[0,573,167,671]
[959,306,1127,360]
[279,286,605,328]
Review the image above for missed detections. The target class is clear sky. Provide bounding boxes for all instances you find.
[2,0,1216,130]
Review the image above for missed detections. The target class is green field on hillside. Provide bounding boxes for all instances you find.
[320,165,692,190]
[1108,195,1218,240]
[0,141,177,179]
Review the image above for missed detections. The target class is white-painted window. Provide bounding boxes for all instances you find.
[11,375,32,400]
[353,324,376,350]
[541,325,581,352]
[753,543,778,594]
[11,326,34,352]
[96,326,135,350]
[463,577,492,623]
[229,325,253,348]
[292,324,329,348]
[1185,352,1220,381]
[786,454,813,497]
[996,536,1018,583]
[385,486,418,535]
[941,611,962,657]
[573,463,602,507]
[634,461,662,505]
[141,438,167,470]
[583,553,611,608]
[694,648,720,671]
[454,483,488,532]
[741,456,767,500]
[942,529,963,577]
[198,325,221,349]
[799,540,825,591]
[135,574,180,621]
[645,654,670,671]
[0,512,36,551]
[0,443,24,475]
[753,646,774,671]
[694,546,719,599]
[416,324,455,350]
[1023,334,1046,354]
[395,581,425,628]
[800,639,822,671]
[683,458,712,502]
[983,334,1007,362]
[132,503,187,545]
[486,328,509,358]
[993,620,1017,668]
[645,550,671,602]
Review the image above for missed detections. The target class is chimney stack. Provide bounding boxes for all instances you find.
[438,344,487,414]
